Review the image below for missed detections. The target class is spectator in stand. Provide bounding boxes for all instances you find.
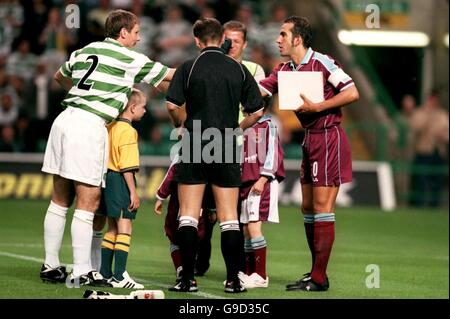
[155,4,194,67]
[87,0,113,42]
[0,92,19,126]
[396,94,417,202]
[408,89,449,207]
[260,4,288,59]
[39,7,75,78]
[6,38,38,91]
[179,0,216,23]
[0,67,19,106]
[21,0,51,54]
[130,0,157,57]
[0,0,24,65]
[0,124,20,152]
[234,3,262,61]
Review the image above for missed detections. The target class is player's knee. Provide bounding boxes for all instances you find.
[51,192,74,208]
[313,201,333,213]
[93,215,106,231]
[77,194,101,212]
[301,204,313,215]
[247,222,262,238]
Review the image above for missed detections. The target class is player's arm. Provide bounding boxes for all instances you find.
[250,176,269,195]
[166,102,186,128]
[54,70,72,91]
[156,68,176,93]
[296,85,359,113]
[240,108,264,130]
[258,63,283,98]
[154,158,178,216]
[252,122,278,194]
[123,171,140,212]
[162,68,176,82]
[240,67,265,130]
[55,49,79,91]
[166,65,187,128]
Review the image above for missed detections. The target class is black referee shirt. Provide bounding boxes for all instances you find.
[166,46,263,132]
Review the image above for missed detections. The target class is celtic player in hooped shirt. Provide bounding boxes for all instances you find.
[40,9,174,286]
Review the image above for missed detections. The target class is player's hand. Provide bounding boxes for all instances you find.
[251,176,268,195]
[176,125,185,140]
[295,94,322,113]
[154,200,163,215]
[128,192,140,212]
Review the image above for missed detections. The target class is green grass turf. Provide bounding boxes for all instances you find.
[0,200,448,299]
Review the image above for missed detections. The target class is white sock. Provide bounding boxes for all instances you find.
[44,201,68,268]
[71,209,94,277]
[91,231,103,271]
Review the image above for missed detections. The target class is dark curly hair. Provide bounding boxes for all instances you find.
[284,16,313,48]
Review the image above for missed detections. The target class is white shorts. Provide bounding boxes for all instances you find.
[42,107,108,187]
[240,180,279,224]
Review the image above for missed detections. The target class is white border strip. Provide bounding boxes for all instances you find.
[376,162,396,211]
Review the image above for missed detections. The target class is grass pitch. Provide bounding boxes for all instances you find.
[0,200,448,299]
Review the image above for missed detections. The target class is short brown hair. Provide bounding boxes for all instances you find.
[105,9,138,39]
[223,20,247,42]
[193,18,223,44]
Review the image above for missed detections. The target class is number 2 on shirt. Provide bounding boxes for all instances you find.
[77,55,99,91]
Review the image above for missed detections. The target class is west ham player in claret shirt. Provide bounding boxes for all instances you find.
[259,16,359,292]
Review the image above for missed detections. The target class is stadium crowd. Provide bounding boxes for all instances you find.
[0,0,303,155]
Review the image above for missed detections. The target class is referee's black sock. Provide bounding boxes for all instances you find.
[237,222,246,273]
[220,220,241,282]
[177,216,199,281]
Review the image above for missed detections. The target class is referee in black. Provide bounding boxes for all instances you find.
[166,18,264,293]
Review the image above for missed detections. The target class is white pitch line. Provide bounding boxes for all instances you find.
[0,243,71,248]
[0,250,230,299]
[0,251,46,264]
[134,276,230,299]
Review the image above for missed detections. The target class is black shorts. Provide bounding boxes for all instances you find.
[97,170,137,220]
[175,132,241,187]
[174,162,241,187]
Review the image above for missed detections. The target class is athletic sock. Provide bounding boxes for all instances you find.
[197,215,215,268]
[100,232,116,279]
[220,220,241,282]
[43,201,68,268]
[311,213,335,285]
[251,236,267,279]
[177,216,199,281]
[237,222,246,273]
[71,209,94,277]
[170,243,182,271]
[303,213,315,273]
[113,233,131,281]
[244,238,254,275]
[91,231,103,271]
